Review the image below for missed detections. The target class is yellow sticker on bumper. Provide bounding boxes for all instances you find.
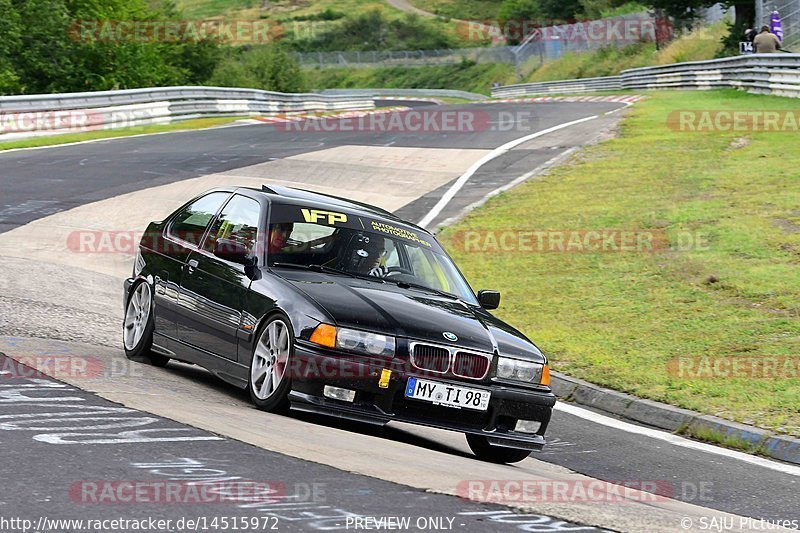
[379,369,392,388]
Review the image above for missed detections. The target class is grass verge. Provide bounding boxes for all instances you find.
[439,89,800,436]
[526,23,729,82]
[306,61,515,95]
[0,117,246,151]
[407,0,501,20]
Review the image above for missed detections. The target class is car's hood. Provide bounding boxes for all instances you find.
[276,270,545,363]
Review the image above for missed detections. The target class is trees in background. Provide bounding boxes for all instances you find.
[0,2,453,96]
[0,0,752,96]
[210,46,307,93]
[635,0,755,53]
[0,0,221,95]
[290,10,458,52]
[0,0,23,93]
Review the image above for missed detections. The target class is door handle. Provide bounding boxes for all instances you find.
[187,259,199,273]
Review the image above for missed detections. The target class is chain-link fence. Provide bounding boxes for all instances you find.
[294,47,517,68]
[756,0,800,48]
[295,12,661,73]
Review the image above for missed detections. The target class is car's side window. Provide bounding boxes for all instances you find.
[405,244,452,292]
[384,239,401,270]
[203,195,261,255]
[167,192,230,247]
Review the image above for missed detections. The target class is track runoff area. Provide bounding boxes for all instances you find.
[0,98,797,533]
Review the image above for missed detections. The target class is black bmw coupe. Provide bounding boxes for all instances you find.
[123,185,555,463]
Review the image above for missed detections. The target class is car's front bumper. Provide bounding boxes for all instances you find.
[288,342,555,451]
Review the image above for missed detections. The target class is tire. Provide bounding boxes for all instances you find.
[248,315,293,413]
[123,281,169,367]
[466,434,531,464]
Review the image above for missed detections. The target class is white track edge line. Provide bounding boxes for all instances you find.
[417,114,599,228]
[556,402,800,477]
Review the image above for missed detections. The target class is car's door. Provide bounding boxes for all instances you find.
[176,193,262,360]
[152,191,231,339]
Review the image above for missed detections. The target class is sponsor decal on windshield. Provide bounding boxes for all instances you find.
[300,209,348,225]
[370,221,432,248]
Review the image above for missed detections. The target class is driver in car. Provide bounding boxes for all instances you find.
[268,223,294,254]
[366,238,388,278]
[346,234,388,278]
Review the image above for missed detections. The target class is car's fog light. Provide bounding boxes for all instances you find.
[514,420,541,434]
[323,386,356,402]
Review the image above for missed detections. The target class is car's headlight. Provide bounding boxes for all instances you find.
[310,324,395,358]
[496,357,550,385]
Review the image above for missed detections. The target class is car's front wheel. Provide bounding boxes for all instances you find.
[123,281,169,367]
[466,434,531,464]
[249,315,293,412]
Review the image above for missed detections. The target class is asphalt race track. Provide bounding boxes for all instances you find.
[0,100,797,533]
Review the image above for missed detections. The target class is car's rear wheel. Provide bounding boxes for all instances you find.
[249,315,293,412]
[466,434,531,464]
[123,281,169,367]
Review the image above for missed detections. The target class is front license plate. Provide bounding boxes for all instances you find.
[404,377,491,411]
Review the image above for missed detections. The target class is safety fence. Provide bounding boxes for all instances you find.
[756,0,800,49]
[0,86,375,140]
[319,88,487,101]
[492,76,622,98]
[491,54,800,99]
[294,12,662,71]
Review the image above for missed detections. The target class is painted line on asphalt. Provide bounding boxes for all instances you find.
[556,402,800,477]
[417,114,600,228]
[604,101,636,115]
[436,147,579,229]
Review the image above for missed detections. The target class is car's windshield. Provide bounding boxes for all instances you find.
[267,204,477,304]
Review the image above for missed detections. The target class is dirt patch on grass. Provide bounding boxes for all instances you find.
[772,217,800,234]
[727,137,751,151]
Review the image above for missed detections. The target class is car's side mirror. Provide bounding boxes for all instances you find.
[214,238,256,266]
[478,290,501,310]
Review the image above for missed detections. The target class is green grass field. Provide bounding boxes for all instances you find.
[407,0,502,20]
[306,61,515,94]
[175,0,477,46]
[177,0,392,20]
[439,90,800,436]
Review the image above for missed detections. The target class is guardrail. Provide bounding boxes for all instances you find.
[0,86,375,140]
[319,88,488,101]
[491,54,800,99]
[491,76,622,98]
[620,53,800,97]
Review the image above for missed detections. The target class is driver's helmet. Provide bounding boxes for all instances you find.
[344,233,386,276]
